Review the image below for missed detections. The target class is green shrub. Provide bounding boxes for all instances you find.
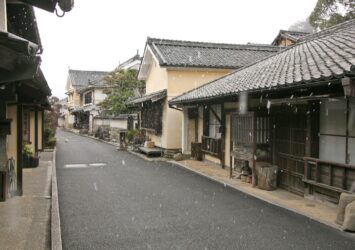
[44,127,56,148]
[126,129,138,142]
[23,142,33,156]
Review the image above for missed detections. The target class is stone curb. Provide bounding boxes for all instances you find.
[51,147,62,250]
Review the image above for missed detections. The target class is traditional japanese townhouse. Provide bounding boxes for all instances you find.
[65,54,142,133]
[127,38,281,155]
[116,53,142,71]
[271,29,310,47]
[170,20,355,203]
[65,70,109,131]
[0,0,73,200]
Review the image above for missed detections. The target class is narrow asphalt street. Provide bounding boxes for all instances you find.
[56,130,355,250]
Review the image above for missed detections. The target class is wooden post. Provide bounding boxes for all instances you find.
[271,116,276,165]
[221,104,225,169]
[329,165,333,186]
[342,77,355,97]
[194,114,198,143]
[230,114,233,178]
[35,107,38,153]
[315,162,320,183]
[305,102,312,157]
[304,158,311,195]
[42,110,45,149]
[252,113,257,187]
[345,98,349,164]
[343,168,347,190]
[17,104,23,195]
[0,102,7,172]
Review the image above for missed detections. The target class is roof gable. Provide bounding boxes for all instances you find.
[117,54,142,70]
[271,30,310,46]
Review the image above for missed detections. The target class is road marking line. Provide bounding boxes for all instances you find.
[93,182,98,191]
[64,164,88,168]
[89,163,107,167]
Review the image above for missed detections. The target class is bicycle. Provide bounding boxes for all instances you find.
[7,158,16,196]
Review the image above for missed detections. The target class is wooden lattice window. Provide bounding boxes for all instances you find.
[232,112,271,162]
[141,100,163,135]
[84,92,92,105]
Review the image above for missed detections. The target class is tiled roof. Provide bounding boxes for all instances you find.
[35,69,51,96]
[271,30,310,45]
[126,89,167,105]
[0,31,39,56]
[170,20,355,105]
[69,70,109,88]
[147,38,282,69]
[117,54,142,70]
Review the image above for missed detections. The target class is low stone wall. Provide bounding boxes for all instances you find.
[93,118,128,142]
[109,127,122,142]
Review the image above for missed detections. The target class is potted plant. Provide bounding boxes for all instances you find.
[22,142,33,168]
[22,142,39,168]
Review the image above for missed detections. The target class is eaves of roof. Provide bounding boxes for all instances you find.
[169,20,355,105]
[126,89,167,106]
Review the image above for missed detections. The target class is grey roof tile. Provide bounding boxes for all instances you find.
[126,89,167,105]
[147,38,282,69]
[69,70,109,88]
[170,20,355,105]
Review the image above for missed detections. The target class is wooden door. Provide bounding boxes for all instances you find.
[274,113,307,195]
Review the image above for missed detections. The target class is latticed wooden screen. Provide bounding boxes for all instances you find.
[232,113,254,145]
[141,100,163,135]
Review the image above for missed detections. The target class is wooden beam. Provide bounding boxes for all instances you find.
[209,106,222,124]
[0,45,17,70]
[34,107,38,153]
[0,86,16,102]
[345,98,350,164]
[0,57,40,84]
[16,104,23,195]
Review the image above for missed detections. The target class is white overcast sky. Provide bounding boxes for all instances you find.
[34,0,318,98]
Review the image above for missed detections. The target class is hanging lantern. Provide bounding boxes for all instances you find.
[58,0,74,12]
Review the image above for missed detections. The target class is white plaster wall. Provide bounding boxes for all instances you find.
[319,98,347,163]
[110,119,128,129]
[94,89,107,105]
[58,117,65,127]
[68,114,75,124]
